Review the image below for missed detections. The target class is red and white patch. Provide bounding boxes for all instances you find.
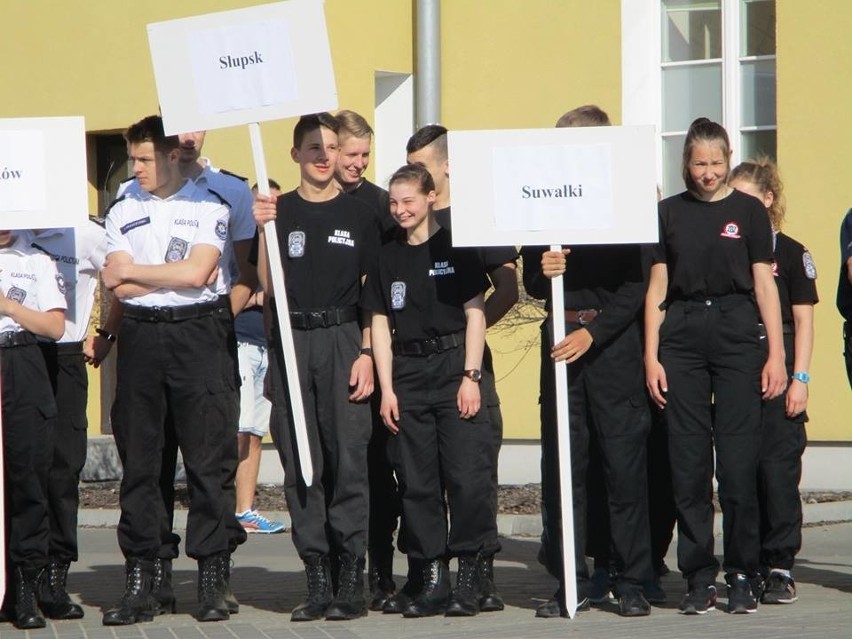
[720,222,741,239]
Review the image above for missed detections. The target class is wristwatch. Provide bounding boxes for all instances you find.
[792,371,810,384]
[359,347,373,358]
[463,369,482,383]
[95,328,117,343]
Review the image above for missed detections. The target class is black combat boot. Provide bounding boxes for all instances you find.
[102,558,161,626]
[291,555,333,622]
[382,557,422,614]
[151,558,176,614]
[402,559,451,618]
[38,559,84,619]
[197,552,230,622]
[221,552,239,614]
[477,552,505,612]
[13,566,46,629]
[445,554,481,617]
[326,555,367,620]
[368,550,396,611]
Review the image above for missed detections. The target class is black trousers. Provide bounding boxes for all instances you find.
[367,395,400,561]
[481,344,504,557]
[758,332,807,571]
[156,326,245,560]
[539,320,653,596]
[844,321,852,390]
[2,343,56,570]
[111,309,234,560]
[388,346,496,560]
[268,321,371,561]
[659,296,764,586]
[647,406,676,573]
[40,343,88,563]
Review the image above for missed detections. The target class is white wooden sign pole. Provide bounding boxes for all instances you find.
[248,122,313,486]
[549,257,578,619]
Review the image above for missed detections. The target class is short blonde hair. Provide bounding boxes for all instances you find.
[336,110,374,141]
[555,105,611,128]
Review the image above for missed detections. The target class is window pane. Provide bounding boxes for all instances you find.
[741,58,776,126]
[662,63,722,131]
[740,129,776,161]
[741,0,776,56]
[662,0,722,62]
[663,134,687,197]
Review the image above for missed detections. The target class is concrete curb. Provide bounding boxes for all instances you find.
[80,501,852,537]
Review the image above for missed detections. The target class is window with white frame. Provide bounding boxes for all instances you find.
[622,0,776,196]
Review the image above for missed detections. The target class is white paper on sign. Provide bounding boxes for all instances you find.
[492,144,613,232]
[0,130,47,213]
[189,20,298,114]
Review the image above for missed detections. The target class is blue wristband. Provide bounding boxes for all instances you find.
[792,371,810,384]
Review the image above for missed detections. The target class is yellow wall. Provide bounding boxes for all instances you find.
[777,0,852,440]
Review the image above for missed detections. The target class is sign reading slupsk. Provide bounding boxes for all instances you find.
[0,117,88,230]
[448,125,658,247]
[148,0,337,134]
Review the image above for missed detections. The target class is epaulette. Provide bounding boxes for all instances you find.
[206,188,233,210]
[89,214,106,228]
[118,175,135,185]
[103,194,127,218]
[218,168,249,184]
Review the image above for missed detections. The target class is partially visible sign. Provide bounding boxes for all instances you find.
[148,0,337,134]
[449,125,658,247]
[0,117,88,230]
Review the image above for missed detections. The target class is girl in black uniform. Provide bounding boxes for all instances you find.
[364,164,495,618]
[0,229,66,630]
[644,118,787,615]
[729,159,817,605]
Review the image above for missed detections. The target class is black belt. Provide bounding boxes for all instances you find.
[393,331,464,356]
[122,297,229,323]
[289,306,358,330]
[0,331,38,348]
[40,341,84,355]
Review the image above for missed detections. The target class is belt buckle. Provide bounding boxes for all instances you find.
[577,309,595,325]
[309,310,325,328]
[425,337,439,353]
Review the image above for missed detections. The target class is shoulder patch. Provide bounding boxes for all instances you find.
[218,168,249,184]
[215,218,229,241]
[802,250,817,280]
[206,188,233,210]
[56,272,67,295]
[103,194,127,217]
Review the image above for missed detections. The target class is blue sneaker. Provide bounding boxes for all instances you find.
[236,510,286,534]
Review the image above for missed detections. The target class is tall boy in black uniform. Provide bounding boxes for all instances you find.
[252,113,378,622]
[521,105,654,618]
[405,124,518,612]
[100,115,236,625]
[363,163,495,618]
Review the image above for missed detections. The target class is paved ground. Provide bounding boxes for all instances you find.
[2,516,851,639]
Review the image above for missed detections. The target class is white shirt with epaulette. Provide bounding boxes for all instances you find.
[0,233,68,333]
[28,221,108,343]
[105,179,230,308]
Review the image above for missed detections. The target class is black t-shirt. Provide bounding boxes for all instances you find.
[773,232,819,325]
[347,179,397,242]
[362,227,489,341]
[520,243,649,346]
[267,190,380,310]
[433,206,518,274]
[651,189,774,301]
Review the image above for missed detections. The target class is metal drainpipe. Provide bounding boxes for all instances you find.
[415,0,441,128]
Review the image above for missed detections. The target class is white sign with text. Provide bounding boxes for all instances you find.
[148,0,337,134]
[449,126,658,246]
[0,117,88,230]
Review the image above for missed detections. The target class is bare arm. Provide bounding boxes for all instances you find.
[753,261,787,399]
[485,263,519,327]
[786,303,815,416]
[644,263,669,408]
[458,293,486,418]
[253,195,277,297]
[372,312,398,433]
[230,238,259,315]
[0,299,64,340]
[102,245,220,291]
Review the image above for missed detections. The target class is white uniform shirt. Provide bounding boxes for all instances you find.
[117,159,254,280]
[29,222,108,343]
[0,233,68,333]
[105,179,229,308]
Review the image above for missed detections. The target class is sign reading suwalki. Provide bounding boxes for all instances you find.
[148,0,338,134]
[0,117,88,230]
[448,125,658,247]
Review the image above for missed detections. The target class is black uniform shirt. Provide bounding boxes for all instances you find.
[651,189,774,301]
[433,206,519,274]
[521,243,649,347]
[836,208,852,320]
[268,190,380,311]
[362,227,489,341]
[773,231,819,325]
[347,179,397,242]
